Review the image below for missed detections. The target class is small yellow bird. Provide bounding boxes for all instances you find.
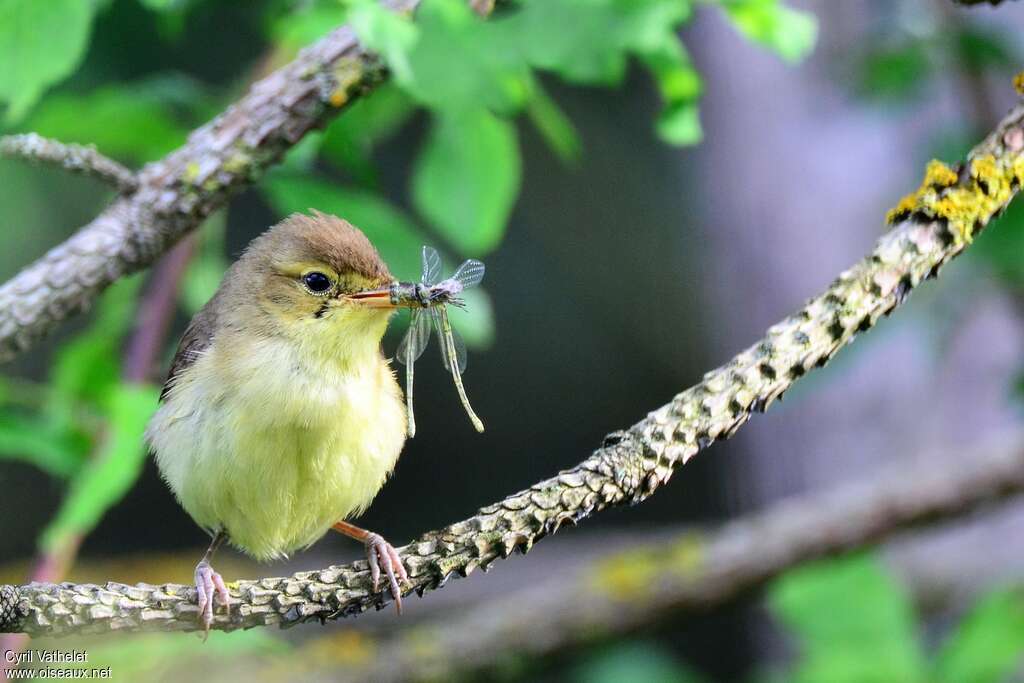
[146,211,411,630]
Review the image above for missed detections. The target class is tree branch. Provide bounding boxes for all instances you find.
[0,0,424,363]
[953,0,1016,5]
[319,432,1024,683]
[2,96,1023,637]
[0,134,137,193]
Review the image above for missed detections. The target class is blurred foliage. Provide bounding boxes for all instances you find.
[0,278,158,554]
[0,0,99,122]
[569,554,1024,683]
[22,629,287,681]
[768,554,926,683]
[852,10,1020,104]
[21,75,213,163]
[573,641,707,683]
[763,553,1024,683]
[344,0,816,256]
[181,212,230,315]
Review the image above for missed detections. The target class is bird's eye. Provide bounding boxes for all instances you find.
[302,271,333,294]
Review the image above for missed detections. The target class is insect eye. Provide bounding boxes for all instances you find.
[302,271,332,294]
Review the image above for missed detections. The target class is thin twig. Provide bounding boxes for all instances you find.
[0,134,137,193]
[2,97,1023,637]
[0,0,433,363]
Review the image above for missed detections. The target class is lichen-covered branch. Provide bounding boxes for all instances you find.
[2,98,1023,637]
[311,432,1024,683]
[0,0,423,363]
[0,134,137,192]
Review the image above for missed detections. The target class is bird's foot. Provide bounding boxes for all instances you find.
[194,559,231,638]
[364,532,410,614]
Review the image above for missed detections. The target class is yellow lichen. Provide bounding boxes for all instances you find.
[587,533,706,599]
[223,151,251,176]
[667,533,705,577]
[925,158,960,187]
[301,629,375,666]
[885,154,1024,244]
[330,58,364,108]
[885,159,959,225]
[589,548,660,599]
[1014,70,1024,96]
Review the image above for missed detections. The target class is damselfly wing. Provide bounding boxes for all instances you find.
[396,246,485,436]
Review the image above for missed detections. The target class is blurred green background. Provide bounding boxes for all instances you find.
[3,0,1024,681]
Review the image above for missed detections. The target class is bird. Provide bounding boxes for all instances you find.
[145,211,412,632]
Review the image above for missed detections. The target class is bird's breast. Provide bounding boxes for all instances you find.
[147,334,407,560]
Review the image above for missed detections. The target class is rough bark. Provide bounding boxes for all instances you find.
[2,99,1023,637]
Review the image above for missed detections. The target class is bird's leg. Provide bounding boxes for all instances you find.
[332,520,410,614]
[194,530,231,637]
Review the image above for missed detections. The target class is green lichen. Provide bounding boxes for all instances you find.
[181,161,201,185]
[223,150,253,177]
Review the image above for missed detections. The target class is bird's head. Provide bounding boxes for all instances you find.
[231,211,399,367]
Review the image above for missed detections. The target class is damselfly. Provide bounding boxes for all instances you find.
[389,246,486,437]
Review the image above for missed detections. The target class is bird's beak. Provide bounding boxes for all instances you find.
[346,286,398,309]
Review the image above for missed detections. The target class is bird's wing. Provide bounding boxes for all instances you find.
[159,298,218,402]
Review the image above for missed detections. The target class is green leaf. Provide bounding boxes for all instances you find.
[855,40,932,103]
[525,85,581,163]
[573,640,709,683]
[513,0,699,144]
[448,287,495,351]
[181,213,229,314]
[346,0,419,83]
[354,0,531,114]
[514,0,690,86]
[711,0,817,64]
[638,35,703,145]
[51,277,143,411]
[40,384,159,552]
[953,28,1019,74]
[320,83,415,184]
[768,553,926,683]
[22,80,197,162]
[972,196,1024,288]
[935,587,1024,683]
[262,173,427,279]
[0,0,97,122]
[0,412,85,478]
[271,1,349,57]
[412,109,520,256]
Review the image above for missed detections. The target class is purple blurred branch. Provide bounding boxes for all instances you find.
[123,236,197,384]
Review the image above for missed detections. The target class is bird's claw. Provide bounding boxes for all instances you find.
[364,532,410,614]
[194,560,231,638]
